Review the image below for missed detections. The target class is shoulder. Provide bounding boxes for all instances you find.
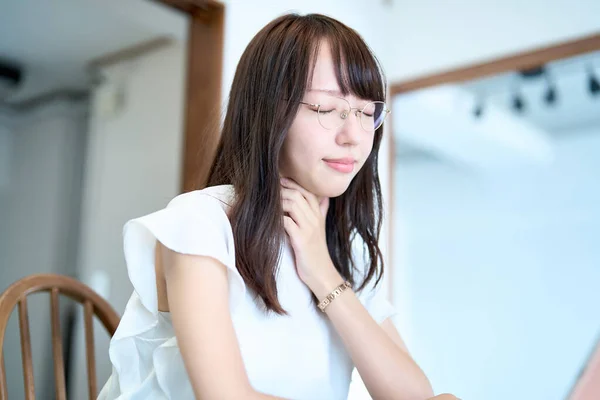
[166,184,235,218]
[123,184,237,258]
[119,184,245,318]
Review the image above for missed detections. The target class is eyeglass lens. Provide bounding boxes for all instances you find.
[314,96,387,131]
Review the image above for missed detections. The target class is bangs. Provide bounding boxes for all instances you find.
[307,29,386,103]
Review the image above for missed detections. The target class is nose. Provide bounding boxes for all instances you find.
[335,111,362,146]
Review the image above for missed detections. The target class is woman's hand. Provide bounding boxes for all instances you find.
[280,177,342,297]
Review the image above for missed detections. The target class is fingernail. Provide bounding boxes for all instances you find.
[280,177,287,185]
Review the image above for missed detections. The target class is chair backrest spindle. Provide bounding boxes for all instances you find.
[18,297,35,400]
[83,301,97,400]
[0,274,120,400]
[50,288,67,400]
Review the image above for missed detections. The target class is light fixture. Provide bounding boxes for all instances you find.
[543,69,558,105]
[0,59,22,101]
[472,95,484,118]
[512,91,525,113]
[512,70,536,114]
[588,64,600,96]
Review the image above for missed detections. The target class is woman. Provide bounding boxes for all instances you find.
[99,12,454,400]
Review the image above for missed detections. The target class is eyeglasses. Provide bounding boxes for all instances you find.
[299,95,390,132]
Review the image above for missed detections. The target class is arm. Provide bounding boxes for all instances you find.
[279,178,435,399]
[160,242,287,400]
[310,270,434,400]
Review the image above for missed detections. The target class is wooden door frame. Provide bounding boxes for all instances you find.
[386,32,600,304]
[153,0,225,192]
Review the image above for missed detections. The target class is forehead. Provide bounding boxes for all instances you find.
[310,42,337,90]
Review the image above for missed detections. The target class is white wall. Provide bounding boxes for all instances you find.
[393,127,600,399]
[0,97,88,400]
[73,38,189,395]
[0,116,12,190]
[77,40,189,312]
[387,3,600,395]
[388,0,600,82]
[0,0,188,103]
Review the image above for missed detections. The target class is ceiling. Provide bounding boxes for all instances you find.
[393,49,600,168]
[0,0,187,104]
[462,49,600,134]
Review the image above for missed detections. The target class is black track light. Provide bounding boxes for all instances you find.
[512,93,525,113]
[543,69,558,106]
[588,64,600,95]
[544,86,557,104]
[473,96,484,118]
[590,74,600,95]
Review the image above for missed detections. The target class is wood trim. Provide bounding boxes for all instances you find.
[390,32,600,96]
[181,3,225,191]
[153,0,225,192]
[156,0,220,14]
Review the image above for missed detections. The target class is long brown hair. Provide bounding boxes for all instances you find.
[206,13,386,315]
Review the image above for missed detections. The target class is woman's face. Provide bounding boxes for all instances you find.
[279,42,376,199]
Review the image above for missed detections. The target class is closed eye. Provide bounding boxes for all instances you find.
[317,109,335,115]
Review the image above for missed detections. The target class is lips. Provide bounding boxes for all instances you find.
[323,158,356,173]
[323,157,356,165]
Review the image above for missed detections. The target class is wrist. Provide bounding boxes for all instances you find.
[306,264,344,300]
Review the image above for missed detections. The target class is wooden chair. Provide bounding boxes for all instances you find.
[0,273,120,400]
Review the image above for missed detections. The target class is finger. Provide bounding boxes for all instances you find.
[281,188,314,227]
[280,178,320,213]
[282,215,300,239]
[281,187,315,218]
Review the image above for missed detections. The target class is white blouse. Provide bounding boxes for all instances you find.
[98,184,396,400]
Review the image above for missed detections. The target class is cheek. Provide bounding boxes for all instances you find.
[285,118,326,163]
[359,133,376,164]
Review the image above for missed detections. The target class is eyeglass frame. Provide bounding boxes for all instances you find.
[299,96,390,132]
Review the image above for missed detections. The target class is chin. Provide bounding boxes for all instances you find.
[312,178,351,199]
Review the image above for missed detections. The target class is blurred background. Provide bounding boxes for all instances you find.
[0,1,598,399]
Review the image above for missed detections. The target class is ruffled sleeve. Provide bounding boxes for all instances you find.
[352,239,397,324]
[121,190,245,317]
[99,188,245,399]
